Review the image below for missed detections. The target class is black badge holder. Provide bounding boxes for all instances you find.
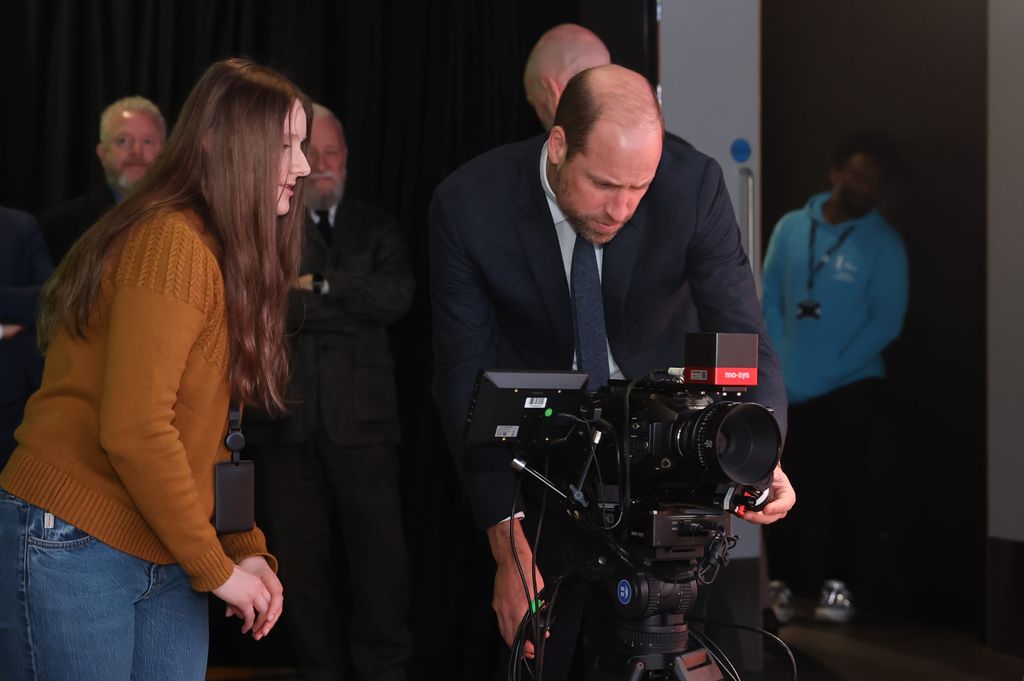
[214,400,255,533]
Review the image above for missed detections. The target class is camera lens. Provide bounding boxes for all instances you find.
[681,401,780,489]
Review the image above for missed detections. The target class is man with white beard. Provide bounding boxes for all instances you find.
[245,104,415,681]
[40,96,166,263]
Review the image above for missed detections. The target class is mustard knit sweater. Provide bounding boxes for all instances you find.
[0,209,275,592]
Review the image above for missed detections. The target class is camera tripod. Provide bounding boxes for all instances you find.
[571,514,736,681]
[501,432,752,681]
[586,559,725,681]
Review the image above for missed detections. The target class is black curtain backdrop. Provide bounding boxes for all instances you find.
[3,0,993,671]
[0,0,589,675]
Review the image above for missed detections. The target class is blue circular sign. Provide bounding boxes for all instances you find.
[617,579,633,605]
[731,138,752,163]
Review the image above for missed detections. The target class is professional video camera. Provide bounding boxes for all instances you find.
[463,333,782,680]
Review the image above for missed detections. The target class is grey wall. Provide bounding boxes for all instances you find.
[986,1,1024,654]
[987,0,1024,545]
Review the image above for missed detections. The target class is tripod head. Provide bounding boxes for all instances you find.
[578,510,733,680]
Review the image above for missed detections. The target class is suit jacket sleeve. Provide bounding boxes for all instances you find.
[760,217,788,355]
[0,212,54,324]
[429,189,523,530]
[685,159,789,439]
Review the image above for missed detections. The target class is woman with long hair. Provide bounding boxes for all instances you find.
[0,58,311,680]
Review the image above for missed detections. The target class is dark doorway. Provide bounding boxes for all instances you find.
[761,0,987,633]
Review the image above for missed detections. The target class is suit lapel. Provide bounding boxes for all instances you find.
[302,212,331,272]
[512,143,574,364]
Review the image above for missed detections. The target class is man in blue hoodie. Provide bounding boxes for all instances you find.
[762,132,908,623]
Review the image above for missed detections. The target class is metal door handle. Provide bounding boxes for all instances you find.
[739,167,759,285]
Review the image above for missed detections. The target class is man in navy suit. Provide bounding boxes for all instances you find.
[430,65,795,680]
[0,207,54,468]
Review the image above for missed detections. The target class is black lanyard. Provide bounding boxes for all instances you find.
[224,400,245,463]
[806,220,856,294]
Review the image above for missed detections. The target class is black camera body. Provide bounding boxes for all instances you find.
[598,384,779,497]
[580,376,781,551]
[462,333,781,549]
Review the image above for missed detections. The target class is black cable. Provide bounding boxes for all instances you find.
[688,616,798,681]
[505,443,569,681]
[590,426,609,529]
[552,412,621,533]
[530,551,602,681]
[531,458,551,681]
[619,370,672,526]
[508,616,525,681]
[593,420,625,531]
[554,410,628,534]
[688,626,742,681]
[696,530,737,585]
[507,472,535,681]
[509,611,538,681]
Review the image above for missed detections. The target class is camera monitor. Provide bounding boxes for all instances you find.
[462,370,588,449]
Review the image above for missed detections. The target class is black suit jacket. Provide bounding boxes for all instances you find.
[1,207,54,465]
[245,198,415,448]
[429,135,787,530]
[38,180,116,264]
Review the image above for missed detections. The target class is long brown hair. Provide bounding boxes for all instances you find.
[38,58,311,415]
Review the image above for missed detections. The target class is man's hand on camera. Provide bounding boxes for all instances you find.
[743,465,795,525]
[487,517,548,659]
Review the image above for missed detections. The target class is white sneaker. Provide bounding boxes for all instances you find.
[814,579,855,623]
[769,579,795,624]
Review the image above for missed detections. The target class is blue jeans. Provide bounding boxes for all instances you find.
[0,490,209,681]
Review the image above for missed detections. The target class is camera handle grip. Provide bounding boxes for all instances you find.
[733,486,772,516]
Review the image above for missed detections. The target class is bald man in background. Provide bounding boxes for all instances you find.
[431,64,793,681]
[523,24,611,131]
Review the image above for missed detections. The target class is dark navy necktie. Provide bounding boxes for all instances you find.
[315,210,332,245]
[571,234,610,387]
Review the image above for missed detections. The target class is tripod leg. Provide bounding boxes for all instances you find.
[625,660,645,681]
[671,648,722,681]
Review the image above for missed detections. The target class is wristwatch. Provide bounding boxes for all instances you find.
[311,273,329,296]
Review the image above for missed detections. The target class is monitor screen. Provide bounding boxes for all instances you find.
[462,370,589,449]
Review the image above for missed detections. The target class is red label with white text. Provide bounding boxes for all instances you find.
[686,366,757,385]
[714,367,757,385]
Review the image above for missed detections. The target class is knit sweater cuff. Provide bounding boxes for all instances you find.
[181,543,236,592]
[220,526,278,574]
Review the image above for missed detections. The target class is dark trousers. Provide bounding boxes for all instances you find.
[765,379,881,599]
[249,438,412,681]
